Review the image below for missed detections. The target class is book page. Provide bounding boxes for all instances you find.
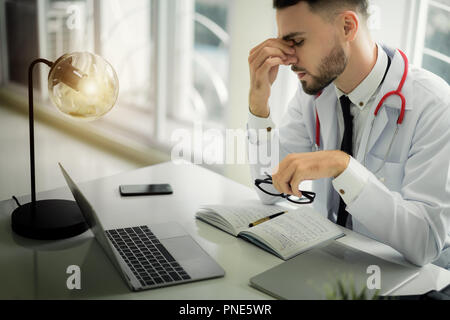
[241,207,344,260]
[197,204,286,235]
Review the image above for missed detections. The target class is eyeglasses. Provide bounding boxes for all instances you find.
[254,173,316,204]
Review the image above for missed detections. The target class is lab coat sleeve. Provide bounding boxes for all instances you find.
[333,157,371,204]
[346,102,450,267]
[247,88,314,204]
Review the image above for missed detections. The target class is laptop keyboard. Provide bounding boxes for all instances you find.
[105,226,191,287]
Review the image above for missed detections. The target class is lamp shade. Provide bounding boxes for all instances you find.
[48,52,119,121]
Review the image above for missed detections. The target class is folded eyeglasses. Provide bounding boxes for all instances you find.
[254,173,316,204]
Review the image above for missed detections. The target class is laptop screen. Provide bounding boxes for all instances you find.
[59,163,148,289]
[58,163,105,234]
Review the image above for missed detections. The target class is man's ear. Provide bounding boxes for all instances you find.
[339,11,359,42]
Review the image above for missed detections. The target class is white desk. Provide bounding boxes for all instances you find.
[1,161,449,299]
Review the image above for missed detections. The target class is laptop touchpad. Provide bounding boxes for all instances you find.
[161,236,207,262]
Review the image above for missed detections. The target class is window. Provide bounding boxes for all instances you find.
[186,0,230,124]
[160,0,230,141]
[0,0,231,150]
[100,0,153,113]
[414,0,450,83]
[95,0,155,142]
[45,0,94,60]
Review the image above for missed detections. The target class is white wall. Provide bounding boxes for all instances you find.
[369,0,416,54]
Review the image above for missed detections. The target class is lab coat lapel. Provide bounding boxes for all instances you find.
[356,48,411,162]
[357,107,389,162]
[315,86,339,150]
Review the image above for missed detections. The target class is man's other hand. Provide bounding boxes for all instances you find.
[271,151,351,197]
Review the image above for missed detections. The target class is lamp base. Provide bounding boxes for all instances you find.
[11,200,88,240]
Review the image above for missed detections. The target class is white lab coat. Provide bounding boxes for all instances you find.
[248,45,450,267]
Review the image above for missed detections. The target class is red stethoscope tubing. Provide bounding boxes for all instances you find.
[315,49,408,148]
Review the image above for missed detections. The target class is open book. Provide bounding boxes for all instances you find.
[196,204,345,260]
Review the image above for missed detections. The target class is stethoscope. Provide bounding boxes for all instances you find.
[314,49,409,176]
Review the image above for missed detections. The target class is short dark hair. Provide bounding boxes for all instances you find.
[273,0,369,20]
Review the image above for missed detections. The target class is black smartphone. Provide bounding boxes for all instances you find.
[119,184,173,196]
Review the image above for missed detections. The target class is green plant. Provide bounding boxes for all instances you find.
[325,275,381,300]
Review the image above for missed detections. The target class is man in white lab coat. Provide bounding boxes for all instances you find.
[247,0,450,267]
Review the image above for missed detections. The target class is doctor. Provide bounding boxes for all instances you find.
[247,0,450,267]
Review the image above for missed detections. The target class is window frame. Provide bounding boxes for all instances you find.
[0,0,8,86]
[412,0,450,78]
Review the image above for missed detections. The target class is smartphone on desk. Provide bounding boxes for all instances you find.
[119,184,173,196]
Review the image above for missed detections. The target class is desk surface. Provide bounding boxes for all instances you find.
[1,161,450,300]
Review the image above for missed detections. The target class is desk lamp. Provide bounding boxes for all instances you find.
[11,52,119,240]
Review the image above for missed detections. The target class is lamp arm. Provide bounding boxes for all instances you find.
[28,59,53,204]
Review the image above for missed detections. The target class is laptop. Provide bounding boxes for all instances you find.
[59,163,225,291]
[250,241,420,300]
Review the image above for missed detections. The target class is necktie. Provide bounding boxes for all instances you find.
[337,95,353,227]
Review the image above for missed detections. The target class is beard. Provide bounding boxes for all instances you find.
[292,40,348,96]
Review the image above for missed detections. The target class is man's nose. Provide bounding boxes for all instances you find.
[286,55,299,65]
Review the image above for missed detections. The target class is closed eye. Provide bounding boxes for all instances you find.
[293,39,304,47]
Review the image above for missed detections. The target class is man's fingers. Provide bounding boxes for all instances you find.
[250,38,295,57]
[248,39,297,92]
[273,179,293,196]
[281,183,293,195]
[271,166,291,195]
[290,175,304,198]
[273,160,298,195]
[255,57,284,78]
[279,161,299,195]
[271,179,282,194]
[249,46,287,68]
[275,156,297,180]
